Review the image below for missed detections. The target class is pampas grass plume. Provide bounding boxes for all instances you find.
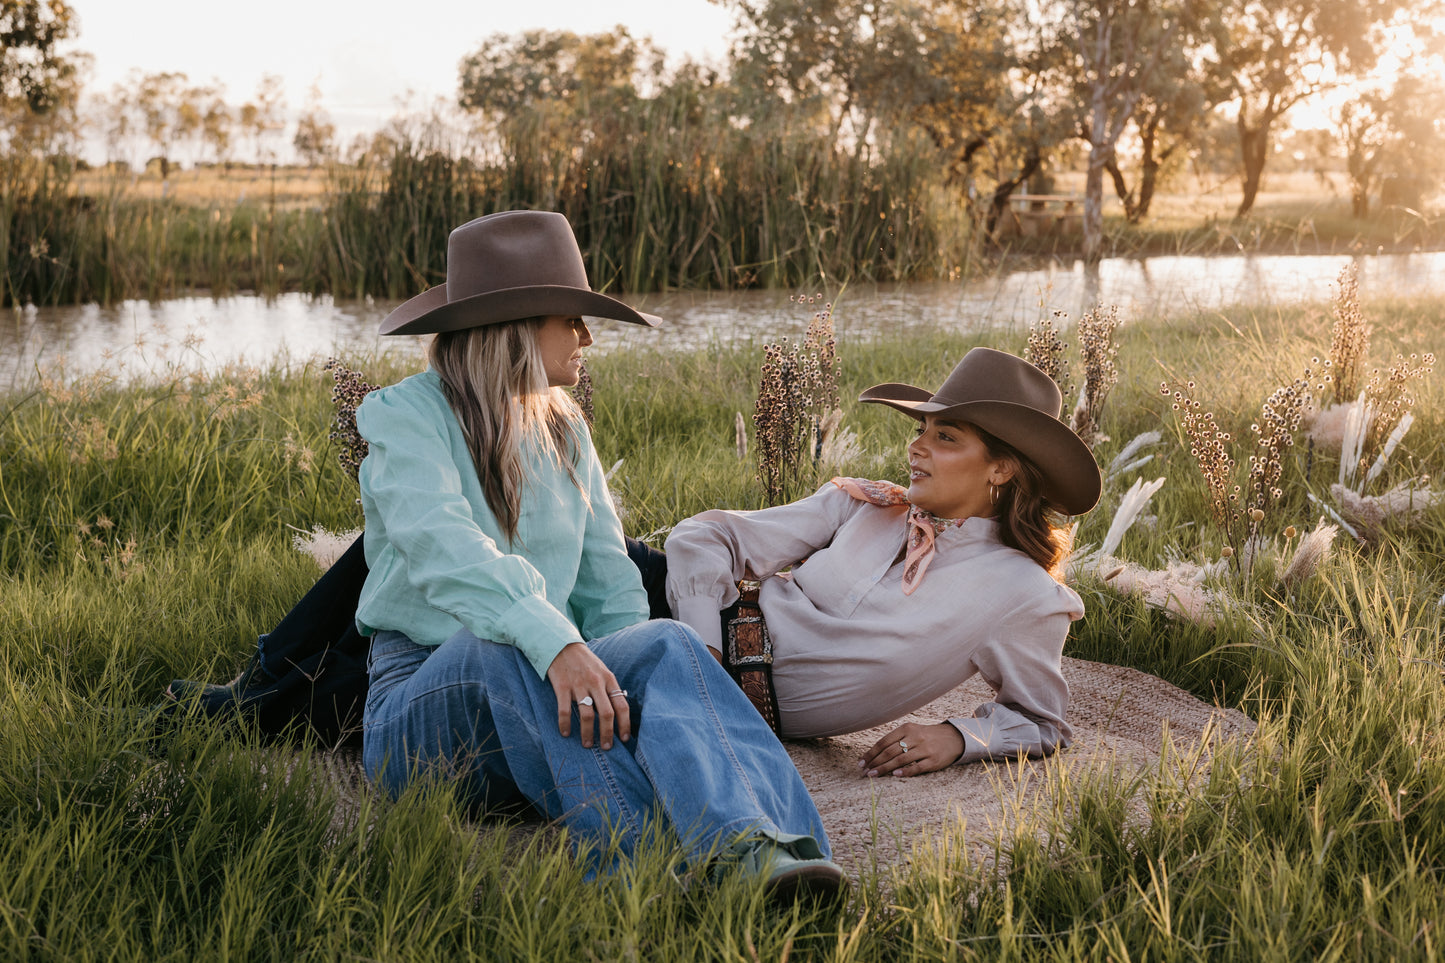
[1364,412,1413,485]
[1097,476,1166,561]
[1280,518,1338,587]
[1330,482,1442,539]
[1094,555,1221,626]
[1338,393,1372,487]
[1305,402,1352,451]
[1107,431,1161,479]
[292,526,364,569]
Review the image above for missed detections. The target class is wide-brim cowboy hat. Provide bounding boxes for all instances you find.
[860,346,1102,515]
[380,210,662,336]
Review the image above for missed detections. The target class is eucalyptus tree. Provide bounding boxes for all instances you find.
[2,0,82,162]
[1336,70,1445,217]
[1052,0,1207,258]
[1,46,83,159]
[293,84,336,168]
[198,84,233,169]
[1097,7,1226,223]
[0,0,75,115]
[239,73,286,166]
[130,70,194,178]
[904,0,1074,233]
[458,26,663,164]
[717,0,909,147]
[717,0,1078,236]
[1204,0,1435,218]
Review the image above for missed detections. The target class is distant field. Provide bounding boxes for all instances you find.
[80,165,1387,219]
[73,164,333,210]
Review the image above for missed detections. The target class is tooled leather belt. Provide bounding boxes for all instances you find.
[719,581,782,735]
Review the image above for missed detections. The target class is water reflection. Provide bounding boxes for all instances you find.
[4,250,1443,387]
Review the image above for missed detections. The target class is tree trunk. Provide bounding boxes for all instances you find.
[1131,112,1163,224]
[1236,117,1270,219]
[1083,85,1110,261]
[1347,148,1375,219]
[1136,146,1167,222]
[1104,157,1139,222]
[1083,156,1106,261]
[1351,185,1369,218]
[985,149,1041,236]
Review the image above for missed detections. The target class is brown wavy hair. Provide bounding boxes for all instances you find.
[428,318,585,542]
[973,423,1072,580]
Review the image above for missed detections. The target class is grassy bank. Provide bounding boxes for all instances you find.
[1,297,1443,959]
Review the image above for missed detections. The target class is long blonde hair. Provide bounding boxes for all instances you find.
[428,318,585,542]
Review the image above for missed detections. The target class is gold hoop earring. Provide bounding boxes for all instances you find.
[989,483,999,506]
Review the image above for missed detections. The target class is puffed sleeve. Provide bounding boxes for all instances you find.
[357,385,586,678]
[945,588,1079,763]
[566,427,649,639]
[665,481,859,651]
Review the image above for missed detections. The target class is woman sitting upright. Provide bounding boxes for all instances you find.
[354,210,840,894]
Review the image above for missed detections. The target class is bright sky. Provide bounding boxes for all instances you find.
[65,0,735,136]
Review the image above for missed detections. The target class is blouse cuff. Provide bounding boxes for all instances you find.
[946,703,1065,764]
[672,594,726,653]
[491,594,588,679]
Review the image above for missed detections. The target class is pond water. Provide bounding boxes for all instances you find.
[5,250,1444,388]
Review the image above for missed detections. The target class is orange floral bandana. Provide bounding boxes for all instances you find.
[829,477,963,595]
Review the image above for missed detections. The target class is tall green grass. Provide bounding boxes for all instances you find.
[3,108,972,308]
[1,299,1443,959]
[0,157,315,306]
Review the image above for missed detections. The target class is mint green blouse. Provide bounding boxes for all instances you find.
[354,370,648,678]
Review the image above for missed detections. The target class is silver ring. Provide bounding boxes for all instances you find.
[608,689,627,698]
[899,740,910,753]
[578,696,594,707]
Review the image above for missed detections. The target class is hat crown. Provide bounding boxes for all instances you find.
[445,211,591,301]
[931,347,1063,420]
[857,346,1100,515]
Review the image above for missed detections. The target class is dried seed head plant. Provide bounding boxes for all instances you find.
[1328,264,1370,403]
[1070,305,1121,449]
[1243,366,1318,528]
[1163,380,1241,562]
[753,301,840,505]
[324,358,379,481]
[1361,351,1435,455]
[1025,311,1072,401]
[801,300,840,416]
[755,338,806,505]
[1167,362,1322,573]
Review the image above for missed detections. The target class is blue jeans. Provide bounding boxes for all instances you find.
[362,619,830,870]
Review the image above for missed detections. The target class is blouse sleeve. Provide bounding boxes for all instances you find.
[567,429,650,639]
[945,592,1077,763]
[664,482,859,651]
[357,385,586,678]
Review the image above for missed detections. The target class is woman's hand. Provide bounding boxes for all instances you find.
[546,642,630,750]
[860,722,964,777]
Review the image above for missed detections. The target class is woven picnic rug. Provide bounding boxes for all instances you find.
[307,656,1255,873]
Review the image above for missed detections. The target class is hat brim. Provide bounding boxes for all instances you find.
[860,383,1101,516]
[381,283,662,336]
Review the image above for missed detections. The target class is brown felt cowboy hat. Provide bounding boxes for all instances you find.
[379,210,662,336]
[860,347,1102,515]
